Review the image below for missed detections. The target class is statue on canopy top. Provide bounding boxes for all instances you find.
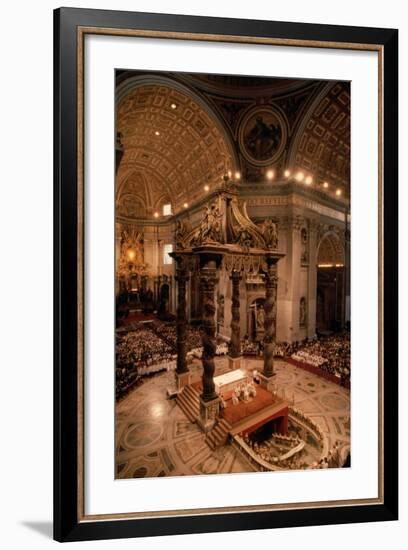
[175,219,189,250]
[261,218,278,249]
[198,202,223,244]
[237,227,254,250]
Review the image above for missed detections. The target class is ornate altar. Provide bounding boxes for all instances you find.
[116,226,149,305]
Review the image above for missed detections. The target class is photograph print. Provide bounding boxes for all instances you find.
[114,70,351,480]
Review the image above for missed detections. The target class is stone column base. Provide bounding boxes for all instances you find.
[258,372,276,392]
[228,355,242,370]
[167,371,190,398]
[197,396,221,433]
[175,371,191,391]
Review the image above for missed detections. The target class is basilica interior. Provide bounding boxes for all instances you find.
[115,70,351,479]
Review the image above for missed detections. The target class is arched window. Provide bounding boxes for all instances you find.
[163,203,172,216]
[163,243,173,264]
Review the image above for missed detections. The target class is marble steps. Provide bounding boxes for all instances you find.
[205,418,232,450]
[176,385,200,423]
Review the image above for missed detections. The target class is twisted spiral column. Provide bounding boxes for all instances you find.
[200,260,218,401]
[175,260,189,375]
[263,258,278,378]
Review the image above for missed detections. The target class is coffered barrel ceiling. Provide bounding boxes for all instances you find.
[288,81,350,194]
[116,72,350,220]
[116,78,236,218]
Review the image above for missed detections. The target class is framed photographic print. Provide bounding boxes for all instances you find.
[54,7,398,542]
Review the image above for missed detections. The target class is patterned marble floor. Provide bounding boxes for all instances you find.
[115,358,350,479]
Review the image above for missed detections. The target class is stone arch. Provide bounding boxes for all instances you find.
[316,232,346,331]
[317,232,345,266]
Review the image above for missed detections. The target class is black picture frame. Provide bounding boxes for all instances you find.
[54,7,398,542]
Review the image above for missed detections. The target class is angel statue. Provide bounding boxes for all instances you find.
[199,203,223,244]
[261,219,278,249]
[175,219,188,250]
[237,227,253,250]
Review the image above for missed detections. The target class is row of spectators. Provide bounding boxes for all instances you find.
[287,332,351,383]
[116,329,174,366]
[116,320,350,399]
[241,339,259,355]
[149,322,202,352]
[116,326,176,399]
[116,321,210,399]
[242,332,350,377]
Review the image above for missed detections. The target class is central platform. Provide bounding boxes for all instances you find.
[191,366,289,439]
[221,386,289,436]
[214,368,248,397]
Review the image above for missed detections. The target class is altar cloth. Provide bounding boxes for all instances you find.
[214,368,248,396]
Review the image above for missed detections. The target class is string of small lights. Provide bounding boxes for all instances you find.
[150,158,345,218]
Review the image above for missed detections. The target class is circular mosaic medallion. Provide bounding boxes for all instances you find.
[125,420,163,449]
[319,393,349,411]
[239,106,287,166]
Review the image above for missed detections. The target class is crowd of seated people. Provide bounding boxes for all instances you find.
[116,321,220,399]
[241,335,260,356]
[288,333,350,383]
[272,333,350,384]
[115,363,140,400]
[150,322,230,356]
[274,341,298,357]
[291,349,326,367]
[116,327,175,399]
[149,322,202,352]
[186,327,203,350]
[148,322,177,350]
